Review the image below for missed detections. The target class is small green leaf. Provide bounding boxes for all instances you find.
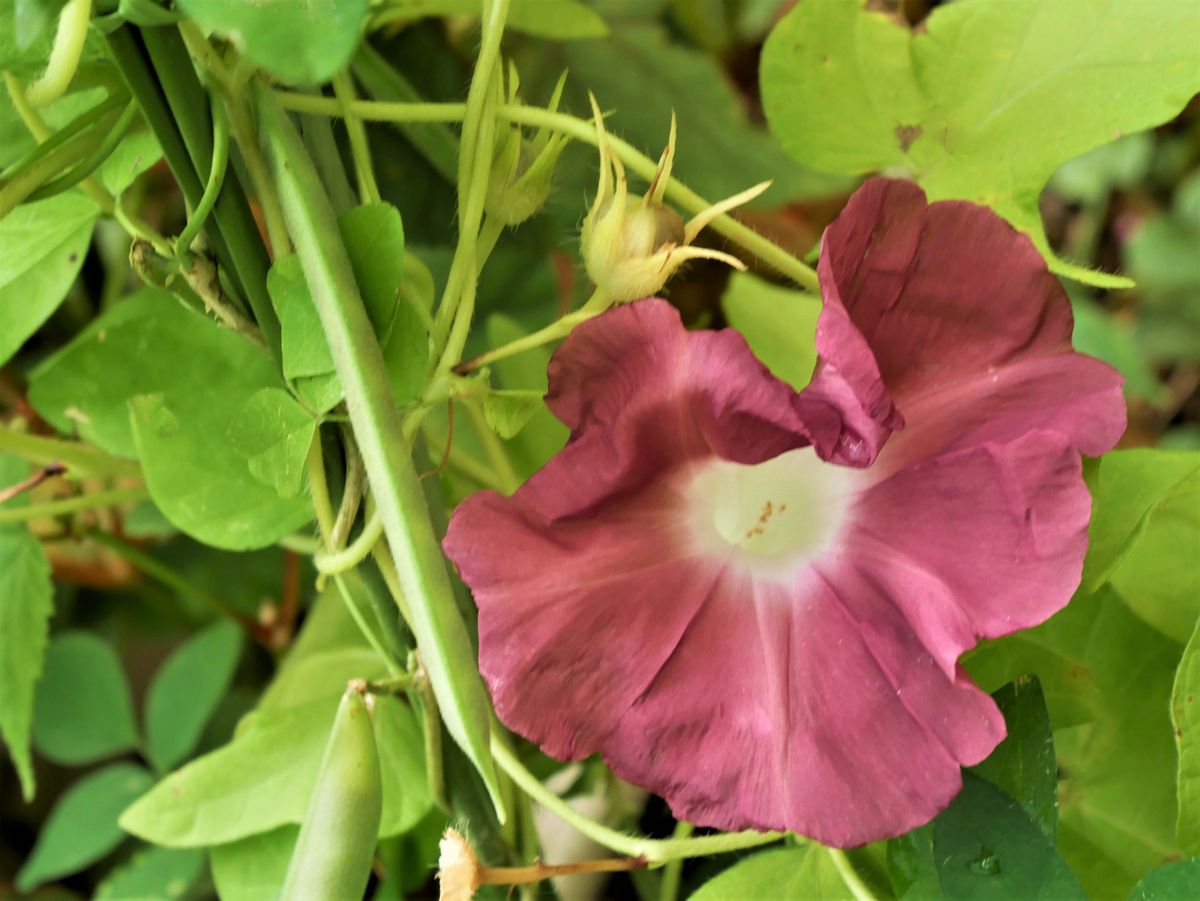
[1128,858,1200,900]
[761,0,1200,285]
[33,631,138,766]
[270,204,426,414]
[0,193,98,366]
[130,392,313,551]
[1082,450,1200,643]
[145,620,244,773]
[722,271,821,391]
[226,387,318,498]
[932,774,1085,900]
[485,313,569,478]
[970,677,1057,841]
[0,454,53,800]
[210,826,298,901]
[16,763,154,892]
[95,845,205,900]
[483,389,546,440]
[691,845,851,900]
[174,0,369,84]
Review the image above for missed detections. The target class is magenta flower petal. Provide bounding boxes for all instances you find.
[805,178,1125,473]
[444,182,1126,848]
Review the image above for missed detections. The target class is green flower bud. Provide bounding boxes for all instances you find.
[580,94,770,304]
[485,66,569,226]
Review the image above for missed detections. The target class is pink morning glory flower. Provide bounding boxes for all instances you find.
[444,179,1126,847]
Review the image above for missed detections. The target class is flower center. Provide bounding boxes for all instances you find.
[681,447,856,580]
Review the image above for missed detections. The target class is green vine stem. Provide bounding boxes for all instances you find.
[176,92,229,256]
[270,92,820,293]
[490,738,786,865]
[827,848,880,901]
[27,101,137,203]
[0,426,142,479]
[0,486,147,525]
[256,80,506,822]
[431,0,511,365]
[24,0,92,107]
[331,71,382,205]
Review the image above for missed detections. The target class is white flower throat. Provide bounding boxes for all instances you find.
[682,447,857,581]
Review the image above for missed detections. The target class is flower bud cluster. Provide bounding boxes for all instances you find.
[580,94,770,303]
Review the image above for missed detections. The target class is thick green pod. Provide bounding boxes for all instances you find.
[280,686,382,901]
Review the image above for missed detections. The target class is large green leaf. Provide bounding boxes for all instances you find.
[144,620,243,773]
[0,454,53,800]
[886,678,1058,899]
[761,0,1200,286]
[932,774,1085,899]
[1056,591,1183,898]
[691,845,852,900]
[0,193,98,366]
[966,587,1184,898]
[28,287,281,458]
[16,763,154,892]
[209,825,298,901]
[175,0,369,84]
[130,392,314,551]
[1082,449,1200,643]
[722,272,821,391]
[32,631,139,766]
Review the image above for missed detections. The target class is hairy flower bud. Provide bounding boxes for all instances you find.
[485,66,569,226]
[580,94,770,304]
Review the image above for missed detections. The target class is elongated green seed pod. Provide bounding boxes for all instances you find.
[280,687,382,901]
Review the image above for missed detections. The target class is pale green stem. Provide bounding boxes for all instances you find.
[827,848,878,901]
[431,0,510,355]
[25,0,92,107]
[491,739,785,864]
[658,822,694,901]
[332,71,382,205]
[272,92,820,292]
[458,288,608,373]
[305,434,337,540]
[0,486,147,524]
[278,532,321,555]
[0,427,142,478]
[4,73,115,213]
[274,91,462,123]
[228,96,291,260]
[176,90,229,255]
[315,507,384,576]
